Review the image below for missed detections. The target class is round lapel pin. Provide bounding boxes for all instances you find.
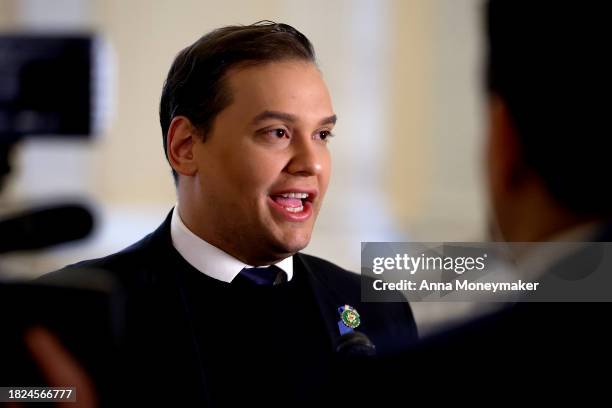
[339,304,361,329]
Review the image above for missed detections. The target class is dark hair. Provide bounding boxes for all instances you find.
[485,0,610,216]
[159,21,315,183]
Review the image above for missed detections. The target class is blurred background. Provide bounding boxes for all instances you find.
[0,0,487,334]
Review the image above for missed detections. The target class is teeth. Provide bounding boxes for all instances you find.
[285,205,304,213]
[280,192,309,199]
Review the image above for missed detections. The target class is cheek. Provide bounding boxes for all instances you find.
[318,150,332,193]
[232,152,287,196]
[486,135,504,194]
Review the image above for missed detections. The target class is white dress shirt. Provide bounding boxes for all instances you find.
[170,207,293,283]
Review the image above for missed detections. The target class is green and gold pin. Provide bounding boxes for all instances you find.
[339,304,361,329]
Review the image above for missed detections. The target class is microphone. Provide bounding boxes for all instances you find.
[335,331,377,357]
[0,203,94,254]
[328,331,378,404]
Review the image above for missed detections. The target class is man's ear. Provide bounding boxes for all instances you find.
[166,116,198,177]
[488,95,527,191]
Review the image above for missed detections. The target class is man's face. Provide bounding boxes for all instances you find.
[188,60,335,264]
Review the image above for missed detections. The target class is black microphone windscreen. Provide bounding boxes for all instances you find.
[0,203,94,253]
[335,331,377,357]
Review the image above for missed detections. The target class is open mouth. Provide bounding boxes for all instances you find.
[270,192,310,212]
[268,191,316,221]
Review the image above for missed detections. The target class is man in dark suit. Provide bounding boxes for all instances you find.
[43,22,417,406]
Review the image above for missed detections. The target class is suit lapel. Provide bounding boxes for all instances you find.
[295,253,362,351]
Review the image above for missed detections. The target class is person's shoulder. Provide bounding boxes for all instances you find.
[300,253,411,302]
[38,231,156,288]
[297,252,359,282]
[297,252,408,301]
[77,233,154,269]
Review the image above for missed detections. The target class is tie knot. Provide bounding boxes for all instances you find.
[235,265,287,286]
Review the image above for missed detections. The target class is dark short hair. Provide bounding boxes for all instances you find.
[159,21,316,182]
[485,0,610,216]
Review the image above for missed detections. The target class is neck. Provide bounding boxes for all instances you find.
[495,184,598,242]
[175,202,291,266]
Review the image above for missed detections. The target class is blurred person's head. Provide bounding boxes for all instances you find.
[484,0,610,241]
[160,22,336,265]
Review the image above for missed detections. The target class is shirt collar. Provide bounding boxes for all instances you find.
[170,207,293,283]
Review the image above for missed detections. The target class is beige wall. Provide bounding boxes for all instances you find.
[0,0,15,27]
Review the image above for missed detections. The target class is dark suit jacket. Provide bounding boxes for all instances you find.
[42,210,418,406]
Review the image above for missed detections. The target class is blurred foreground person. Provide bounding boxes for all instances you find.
[362,1,611,404]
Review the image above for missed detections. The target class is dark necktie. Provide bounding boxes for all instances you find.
[233,265,288,286]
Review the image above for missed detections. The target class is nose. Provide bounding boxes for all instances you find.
[285,134,326,177]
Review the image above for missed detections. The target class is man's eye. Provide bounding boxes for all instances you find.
[317,130,334,141]
[269,128,287,138]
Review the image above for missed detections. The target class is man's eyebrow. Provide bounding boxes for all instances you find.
[318,114,337,126]
[251,111,338,126]
[252,111,298,125]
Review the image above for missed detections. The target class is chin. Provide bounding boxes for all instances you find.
[275,231,312,255]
